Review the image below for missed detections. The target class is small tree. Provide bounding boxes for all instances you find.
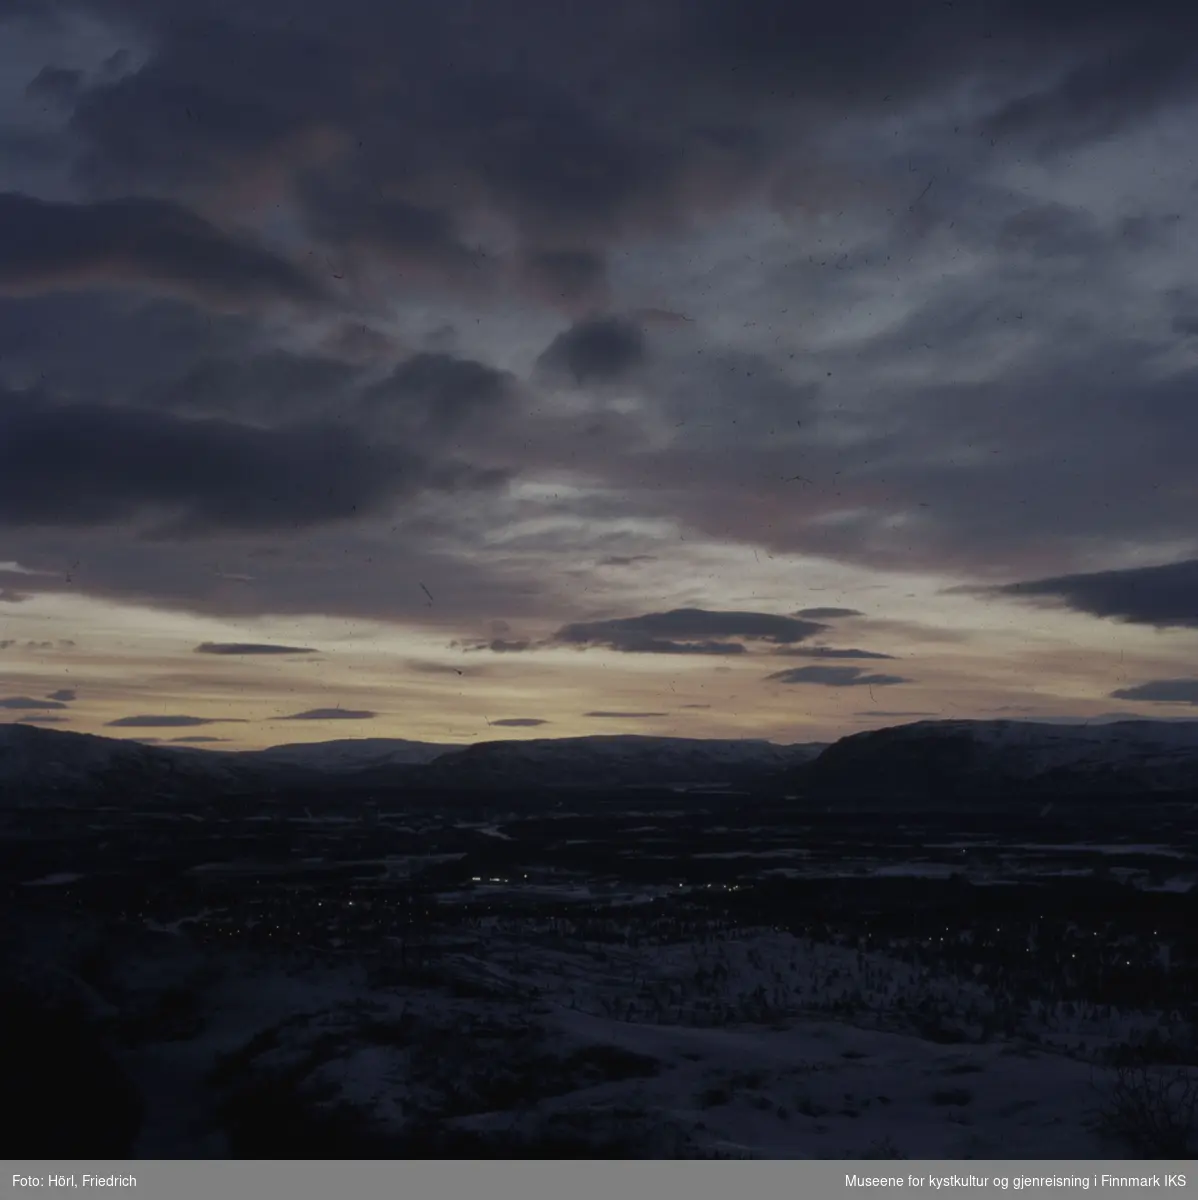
[1096,1063,1198,1156]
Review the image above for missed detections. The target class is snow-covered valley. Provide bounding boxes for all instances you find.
[3,718,1197,1158]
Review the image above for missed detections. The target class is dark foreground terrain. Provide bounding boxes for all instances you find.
[3,782,1197,1159]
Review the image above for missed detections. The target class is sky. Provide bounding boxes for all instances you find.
[1,0,1197,750]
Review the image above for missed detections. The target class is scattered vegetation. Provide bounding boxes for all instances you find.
[7,782,1196,1157]
[1095,1062,1198,1156]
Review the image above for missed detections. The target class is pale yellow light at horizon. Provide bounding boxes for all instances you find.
[3,541,1197,749]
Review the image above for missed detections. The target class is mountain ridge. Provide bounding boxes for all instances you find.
[4,717,1198,804]
[0,725,827,802]
[793,717,1198,801]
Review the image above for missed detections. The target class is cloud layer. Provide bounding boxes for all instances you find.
[280,708,376,721]
[765,666,911,688]
[195,642,316,655]
[3,0,1198,744]
[993,560,1198,628]
[0,193,322,304]
[1110,679,1198,705]
[552,609,827,655]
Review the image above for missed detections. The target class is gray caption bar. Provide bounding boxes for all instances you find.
[4,1161,1195,1200]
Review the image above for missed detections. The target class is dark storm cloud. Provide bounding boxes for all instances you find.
[0,194,321,305]
[0,524,560,629]
[794,608,863,619]
[522,249,607,306]
[301,188,480,275]
[0,294,260,402]
[696,0,1198,143]
[67,13,358,192]
[536,318,646,385]
[105,714,241,727]
[490,717,549,727]
[7,0,1198,640]
[362,354,514,436]
[613,344,1198,579]
[443,80,671,239]
[1109,679,1198,705]
[987,560,1198,628]
[553,608,826,655]
[765,666,910,687]
[280,708,375,720]
[155,351,359,421]
[584,711,669,719]
[62,4,693,252]
[195,642,317,655]
[0,391,501,534]
[25,66,83,107]
[47,0,1198,278]
[46,689,76,701]
[984,39,1198,153]
[772,646,897,660]
[0,696,68,710]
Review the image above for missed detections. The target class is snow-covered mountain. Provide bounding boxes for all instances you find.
[1,725,828,802]
[0,723,255,804]
[6,717,1198,805]
[419,734,828,789]
[796,718,1198,800]
[237,737,457,773]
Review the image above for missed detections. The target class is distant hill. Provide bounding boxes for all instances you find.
[415,734,828,790]
[0,725,826,803]
[790,718,1198,802]
[0,723,259,804]
[237,737,458,773]
[5,718,1198,805]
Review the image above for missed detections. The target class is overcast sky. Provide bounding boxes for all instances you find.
[2,0,1197,749]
